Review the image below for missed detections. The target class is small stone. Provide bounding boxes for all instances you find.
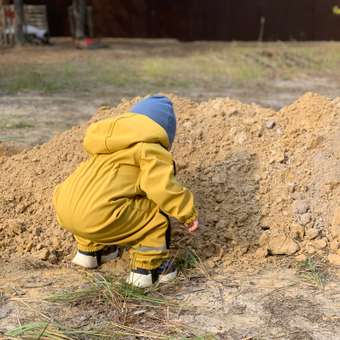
[290,224,305,241]
[292,200,309,215]
[212,173,226,184]
[255,247,268,258]
[258,231,270,247]
[299,213,312,226]
[36,243,44,250]
[305,244,317,255]
[295,254,307,262]
[268,234,300,255]
[311,238,327,250]
[287,182,296,193]
[328,254,340,266]
[330,240,339,251]
[330,207,340,240]
[48,253,58,264]
[35,249,50,261]
[305,228,319,240]
[215,220,227,229]
[215,193,224,203]
[265,119,276,129]
[25,242,33,252]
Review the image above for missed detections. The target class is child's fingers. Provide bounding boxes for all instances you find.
[188,220,199,232]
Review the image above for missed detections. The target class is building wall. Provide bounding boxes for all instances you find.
[23,0,340,40]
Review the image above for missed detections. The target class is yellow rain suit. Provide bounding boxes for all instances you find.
[53,113,197,269]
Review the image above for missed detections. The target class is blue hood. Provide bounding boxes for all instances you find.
[130,95,176,147]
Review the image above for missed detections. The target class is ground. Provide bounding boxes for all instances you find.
[0,39,340,339]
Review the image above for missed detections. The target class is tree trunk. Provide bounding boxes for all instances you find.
[14,0,25,45]
[73,0,86,40]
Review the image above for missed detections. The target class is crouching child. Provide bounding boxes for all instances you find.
[53,95,198,288]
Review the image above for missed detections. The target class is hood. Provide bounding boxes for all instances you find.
[130,95,176,147]
[83,113,170,155]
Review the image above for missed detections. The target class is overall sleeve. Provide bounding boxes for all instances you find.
[139,143,197,224]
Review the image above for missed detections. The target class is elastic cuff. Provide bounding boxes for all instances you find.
[77,244,105,253]
[184,209,198,225]
[130,259,164,270]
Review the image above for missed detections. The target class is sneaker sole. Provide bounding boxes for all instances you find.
[158,270,177,283]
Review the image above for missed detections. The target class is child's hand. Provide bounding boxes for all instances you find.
[186,219,199,233]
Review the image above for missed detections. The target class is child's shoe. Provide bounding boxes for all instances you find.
[126,268,154,288]
[127,259,177,288]
[72,246,119,269]
[156,259,178,283]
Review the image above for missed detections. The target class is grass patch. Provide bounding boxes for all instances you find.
[2,42,340,95]
[46,272,171,307]
[298,257,326,288]
[5,321,172,339]
[175,249,200,271]
[0,121,34,129]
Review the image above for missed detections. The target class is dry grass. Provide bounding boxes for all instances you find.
[1,41,340,96]
[298,257,327,289]
[5,271,211,339]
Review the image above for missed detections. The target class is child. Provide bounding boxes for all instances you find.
[53,95,198,288]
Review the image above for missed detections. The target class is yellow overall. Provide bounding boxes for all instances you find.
[53,113,197,269]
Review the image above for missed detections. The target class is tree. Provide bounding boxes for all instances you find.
[14,0,25,45]
[72,0,86,40]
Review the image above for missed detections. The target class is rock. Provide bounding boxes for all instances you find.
[269,151,285,164]
[299,213,312,226]
[265,119,276,129]
[36,243,44,250]
[212,173,226,184]
[255,247,268,258]
[35,249,50,261]
[290,223,305,240]
[258,231,270,247]
[268,234,300,255]
[8,219,26,235]
[295,254,307,262]
[330,207,340,240]
[215,193,225,203]
[292,200,309,215]
[305,244,317,255]
[235,131,247,145]
[328,254,340,266]
[311,238,327,250]
[305,228,319,240]
[234,244,249,256]
[287,182,296,193]
[48,253,58,264]
[330,240,339,251]
[215,220,227,229]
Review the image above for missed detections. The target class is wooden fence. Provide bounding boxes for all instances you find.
[14,0,340,41]
[0,4,48,46]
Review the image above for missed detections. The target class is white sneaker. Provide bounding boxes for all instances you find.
[126,268,153,288]
[156,259,177,283]
[127,260,177,288]
[72,246,119,269]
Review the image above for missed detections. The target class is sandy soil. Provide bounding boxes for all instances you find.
[1,41,340,339]
[0,257,339,339]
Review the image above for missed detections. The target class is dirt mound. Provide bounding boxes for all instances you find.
[0,142,25,157]
[1,93,340,265]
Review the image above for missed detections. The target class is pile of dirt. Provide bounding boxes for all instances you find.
[1,93,340,266]
[0,142,25,157]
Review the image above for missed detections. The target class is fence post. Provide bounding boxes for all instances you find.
[14,0,25,45]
